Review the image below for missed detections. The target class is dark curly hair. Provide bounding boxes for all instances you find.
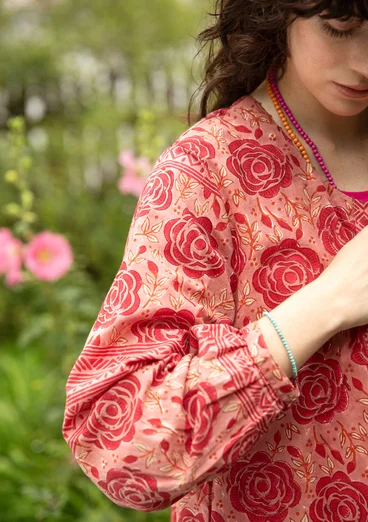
[188,0,368,125]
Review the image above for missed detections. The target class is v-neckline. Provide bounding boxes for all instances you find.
[246,94,364,206]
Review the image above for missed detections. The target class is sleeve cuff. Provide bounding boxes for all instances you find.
[241,321,301,408]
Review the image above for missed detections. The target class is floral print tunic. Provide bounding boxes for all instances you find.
[62,94,368,522]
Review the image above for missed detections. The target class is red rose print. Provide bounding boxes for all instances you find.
[82,376,143,450]
[164,209,225,278]
[310,471,368,522]
[292,353,349,424]
[317,206,356,255]
[351,327,368,366]
[131,308,196,345]
[131,308,195,372]
[178,507,225,522]
[221,423,262,464]
[226,139,293,198]
[98,467,171,511]
[150,352,185,387]
[227,451,301,521]
[130,308,196,386]
[317,207,356,255]
[62,93,368,522]
[230,228,247,293]
[178,508,206,522]
[93,262,142,331]
[253,239,324,308]
[134,167,174,219]
[171,137,216,163]
[183,382,221,457]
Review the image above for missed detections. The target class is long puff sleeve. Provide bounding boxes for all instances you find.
[62,141,300,512]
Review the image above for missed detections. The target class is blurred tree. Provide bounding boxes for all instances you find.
[0,1,209,520]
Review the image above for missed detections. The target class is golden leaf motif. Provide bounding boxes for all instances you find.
[290,424,300,433]
[146,454,155,468]
[134,443,150,453]
[151,221,163,233]
[146,234,159,243]
[146,274,155,284]
[159,464,174,473]
[223,401,240,413]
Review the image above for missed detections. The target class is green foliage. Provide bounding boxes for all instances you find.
[0,347,172,521]
[0,0,208,519]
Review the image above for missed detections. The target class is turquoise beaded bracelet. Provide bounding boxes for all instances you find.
[262,311,298,380]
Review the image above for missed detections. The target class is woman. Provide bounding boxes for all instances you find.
[63,1,368,520]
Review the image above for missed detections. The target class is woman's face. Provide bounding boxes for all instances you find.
[286,11,368,118]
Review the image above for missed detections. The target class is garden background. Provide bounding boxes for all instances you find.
[0,0,208,520]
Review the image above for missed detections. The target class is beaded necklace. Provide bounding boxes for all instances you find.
[266,68,338,188]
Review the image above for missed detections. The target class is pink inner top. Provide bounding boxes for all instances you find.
[340,189,368,202]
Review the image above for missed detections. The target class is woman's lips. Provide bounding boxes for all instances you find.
[333,82,368,99]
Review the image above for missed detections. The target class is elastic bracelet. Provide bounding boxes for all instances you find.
[261,311,298,380]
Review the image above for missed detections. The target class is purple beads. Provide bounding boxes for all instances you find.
[268,69,337,188]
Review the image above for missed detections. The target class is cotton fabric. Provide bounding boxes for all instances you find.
[63,94,368,522]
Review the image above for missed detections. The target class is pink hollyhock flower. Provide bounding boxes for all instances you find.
[117,171,147,198]
[0,228,14,274]
[118,150,135,172]
[0,228,24,287]
[23,231,73,282]
[117,149,152,198]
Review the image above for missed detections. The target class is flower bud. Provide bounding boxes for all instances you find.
[21,190,34,210]
[5,170,18,183]
[5,203,21,216]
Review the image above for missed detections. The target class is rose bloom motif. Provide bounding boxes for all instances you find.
[253,239,324,309]
[183,382,221,457]
[226,139,293,198]
[177,507,225,522]
[82,375,143,450]
[350,327,368,366]
[151,352,182,387]
[130,308,196,385]
[292,353,349,425]
[134,167,174,219]
[227,451,301,521]
[93,261,142,331]
[98,467,171,512]
[317,206,356,256]
[131,308,196,345]
[221,423,262,465]
[310,471,368,522]
[170,137,216,163]
[164,208,225,279]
